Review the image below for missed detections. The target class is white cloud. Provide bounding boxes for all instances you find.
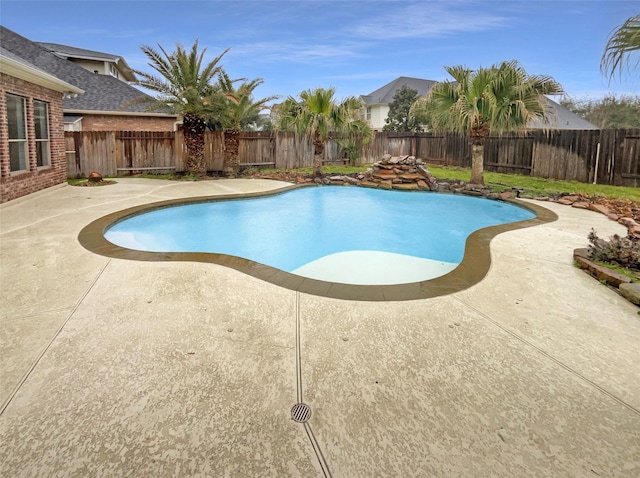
[352,2,508,39]
[233,41,364,64]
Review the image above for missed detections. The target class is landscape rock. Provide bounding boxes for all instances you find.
[361,155,442,192]
[373,170,396,180]
[88,171,103,182]
[417,165,430,177]
[499,191,514,200]
[588,203,610,216]
[619,283,640,306]
[574,248,631,288]
[572,202,590,209]
[393,183,419,191]
[359,181,379,189]
[417,180,429,190]
[619,217,637,227]
[400,173,424,182]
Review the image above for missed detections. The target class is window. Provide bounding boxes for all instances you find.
[34,100,50,167]
[109,64,118,78]
[366,107,372,121]
[6,94,28,172]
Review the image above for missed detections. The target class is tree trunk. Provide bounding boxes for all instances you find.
[182,113,207,176]
[312,135,324,177]
[469,120,488,186]
[470,144,484,185]
[223,129,240,178]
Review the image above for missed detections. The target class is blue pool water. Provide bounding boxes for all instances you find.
[105,187,535,284]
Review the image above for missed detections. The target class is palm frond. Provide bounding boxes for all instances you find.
[601,14,640,80]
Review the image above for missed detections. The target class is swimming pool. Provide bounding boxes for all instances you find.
[102,187,538,287]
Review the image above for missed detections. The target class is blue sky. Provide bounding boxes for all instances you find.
[2,0,638,104]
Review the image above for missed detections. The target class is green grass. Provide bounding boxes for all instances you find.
[67,178,117,186]
[71,164,639,203]
[116,172,200,180]
[260,164,639,202]
[424,165,640,202]
[593,260,640,282]
[259,165,368,176]
[69,172,200,184]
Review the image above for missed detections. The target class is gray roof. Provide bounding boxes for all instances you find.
[36,42,137,82]
[36,42,121,61]
[0,44,37,68]
[360,77,437,105]
[1,26,170,115]
[362,76,599,130]
[529,97,599,130]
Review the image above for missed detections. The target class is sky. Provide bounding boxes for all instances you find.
[1,0,638,104]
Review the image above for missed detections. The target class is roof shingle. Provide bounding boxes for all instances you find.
[360,77,436,105]
[1,26,170,115]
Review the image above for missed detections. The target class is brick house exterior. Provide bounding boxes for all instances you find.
[70,112,177,132]
[1,26,177,202]
[1,31,84,203]
[1,74,65,202]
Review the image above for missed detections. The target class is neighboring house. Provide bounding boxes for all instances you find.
[360,76,598,131]
[0,29,176,133]
[30,41,177,132]
[360,77,436,131]
[1,28,84,202]
[35,41,177,131]
[36,42,137,83]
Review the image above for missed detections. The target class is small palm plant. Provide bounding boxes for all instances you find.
[133,40,229,175]
[275,87,371,176]
[411,60,563,185]
[217,73,279,177]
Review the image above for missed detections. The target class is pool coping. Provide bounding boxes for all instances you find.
[77,185,558,301]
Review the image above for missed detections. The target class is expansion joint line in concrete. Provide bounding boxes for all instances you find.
[455,297,640,417]
[296,291,303,404]
[294,292,333,478]
[0,259,112,417]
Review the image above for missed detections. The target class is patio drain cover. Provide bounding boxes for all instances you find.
[291,403,312,423]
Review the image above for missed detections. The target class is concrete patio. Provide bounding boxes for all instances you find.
[1,178,638,477]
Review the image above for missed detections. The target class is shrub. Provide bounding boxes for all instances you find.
[587,229,640,271]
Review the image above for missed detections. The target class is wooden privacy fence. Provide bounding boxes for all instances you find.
[364,130,640,187]
[65,129,640,186]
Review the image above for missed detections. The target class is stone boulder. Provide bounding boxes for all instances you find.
[88,172,103,182]
[361,155,438,191]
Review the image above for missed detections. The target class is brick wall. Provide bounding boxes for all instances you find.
[80,114,176,132]
[1,73,67,203]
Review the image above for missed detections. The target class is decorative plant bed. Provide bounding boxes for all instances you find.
[574,248,640,306]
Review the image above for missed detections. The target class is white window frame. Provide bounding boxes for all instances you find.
[33,100,51,168]
[6,94,29,173]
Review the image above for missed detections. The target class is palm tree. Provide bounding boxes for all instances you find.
[217,73,279,177]
[601,14,640,81]
[275,87,371,176]
[133,41,229,175]
[411,60,563,185]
